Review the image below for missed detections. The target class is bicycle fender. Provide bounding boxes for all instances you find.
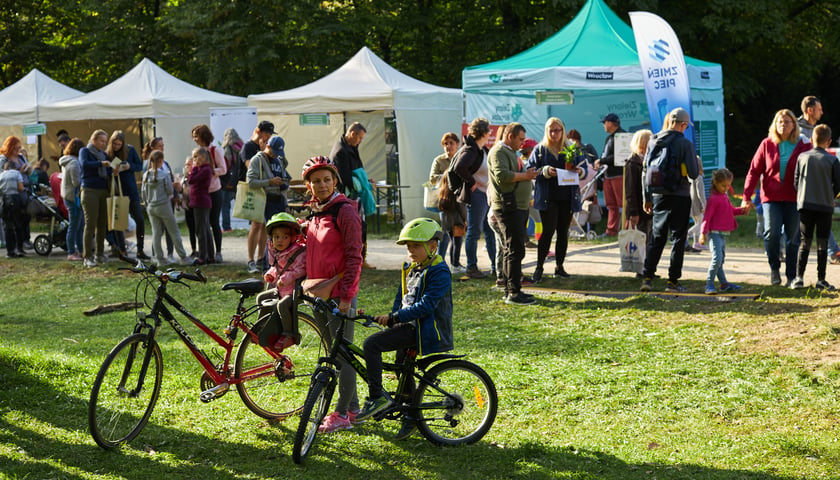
[416,353,465,371]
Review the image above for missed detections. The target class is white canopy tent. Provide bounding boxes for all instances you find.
[40,58,248,172]
[0,69,84,157]
[248,47,463,222]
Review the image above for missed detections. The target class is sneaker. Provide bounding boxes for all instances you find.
[790,277,804,290]
[394,417,417,440]
[22,241,33,250]
[554,267,570,278]
[505,293,537,305]
[362,261,377,270]
[770,270,782,286]
[67,253,83,261]
[665,281,687,293]
[720,283,742,293]
[347,409,365,425]
[136,251,151,260]
[466,267,487,279]
[495,278,505,288]
[247,260,259,274]
[167,255,177,265]
[83,258,97,268]
[816,280,836,291]
[450,264,466,274]
[532,268,543,284]
[95,254,109,264]
[357,397,391,421]
[214,253,223,264]
[831,255,840,265]
[520,276,535,287]
[318,412,352,433]
[640,278,653,292]
[222,228,233,233]
[685,246,701,253]
[693,243,708,251]
[179,256,193,265]
[705,285,717,295]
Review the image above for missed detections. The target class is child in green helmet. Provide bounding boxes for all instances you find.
[256,212,306,352]
[356,218,454,440]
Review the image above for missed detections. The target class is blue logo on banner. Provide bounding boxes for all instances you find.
[489,74,501,83]
[648,39,670,62]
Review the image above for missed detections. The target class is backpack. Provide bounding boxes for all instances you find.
[221,144,243,190]
[644,134,680,194]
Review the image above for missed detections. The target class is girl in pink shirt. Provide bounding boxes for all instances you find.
[700,168,750,294]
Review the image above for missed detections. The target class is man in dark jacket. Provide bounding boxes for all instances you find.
[240,121,275,168]
[640,108,699,293]
[595,112,626,237]
[330,122,376,269]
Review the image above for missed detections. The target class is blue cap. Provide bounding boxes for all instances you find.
[601,113,620,124]
[269,136,285,157]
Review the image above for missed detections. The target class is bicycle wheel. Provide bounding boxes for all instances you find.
[292,372,335,464]
[235,312,328,420]
[89,333,163,449]
[413,359,497,446]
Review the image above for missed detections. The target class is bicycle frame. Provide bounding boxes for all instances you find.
[132,273,277,391]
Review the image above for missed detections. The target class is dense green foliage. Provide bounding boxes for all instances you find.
[1,0,839,169]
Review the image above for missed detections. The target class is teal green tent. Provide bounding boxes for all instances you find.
[462,0,725,168]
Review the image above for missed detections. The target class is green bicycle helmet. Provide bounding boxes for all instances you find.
[396,218,443,245]
[265,212,301,236]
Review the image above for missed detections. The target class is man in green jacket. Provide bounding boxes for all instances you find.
[488,122,540,305]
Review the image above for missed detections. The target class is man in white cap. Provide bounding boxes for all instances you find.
[640,107,699,293]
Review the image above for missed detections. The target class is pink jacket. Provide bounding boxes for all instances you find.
[265,243,307,297]
[187,162,212,209]
[701,190,748,234]
[304,193,363,303]
[743,137,810,203]
[208,145,226,193]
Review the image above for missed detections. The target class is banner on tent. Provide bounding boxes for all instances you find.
[629,11,693,140]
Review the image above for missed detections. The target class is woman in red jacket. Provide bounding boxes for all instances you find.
[742,109,811,286]
[301,155,364,434]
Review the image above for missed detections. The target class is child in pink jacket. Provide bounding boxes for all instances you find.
[256,213,307,353]
[699,168,750,294]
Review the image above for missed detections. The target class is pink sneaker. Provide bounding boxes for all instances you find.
[347,409,365,425]
[318,412,352,433]
[67,253,83,261]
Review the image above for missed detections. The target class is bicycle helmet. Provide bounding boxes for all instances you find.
[301,155,339,181]
[265,212,301,236]
[396,218,444,245]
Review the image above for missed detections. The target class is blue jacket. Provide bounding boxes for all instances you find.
[116,145,142,201]
[527,144,587,212]
[391,256,454,356]
[80,146,112,190]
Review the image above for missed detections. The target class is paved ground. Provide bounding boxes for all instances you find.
[30,221,840,290]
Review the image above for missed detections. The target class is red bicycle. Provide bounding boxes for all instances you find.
[88,259,327,449]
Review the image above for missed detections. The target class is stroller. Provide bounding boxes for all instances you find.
[31,186,69,256]
[569,164,606,240]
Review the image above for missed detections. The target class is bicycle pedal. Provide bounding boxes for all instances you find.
[199,382,229,403]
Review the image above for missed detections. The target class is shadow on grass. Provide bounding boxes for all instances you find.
[0,350,817,480]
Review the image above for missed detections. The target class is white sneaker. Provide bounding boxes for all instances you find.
[95,255,109,264]
[247,260,259,274]
[84,258,97,268]
[179,256,193,265]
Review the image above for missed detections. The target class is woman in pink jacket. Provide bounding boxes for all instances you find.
[300,155,363,434]
[742,109,810,286]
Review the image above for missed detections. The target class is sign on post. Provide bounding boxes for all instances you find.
[22,123,47,136]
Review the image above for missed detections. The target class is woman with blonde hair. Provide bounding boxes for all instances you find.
[624,129,653,242]
[526,117,587,282]
[742,109,810,286]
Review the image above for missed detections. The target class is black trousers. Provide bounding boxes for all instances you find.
[363,322,416,399]
[537,199,573,270]
[797,209,832,281]
[496,208,528,296]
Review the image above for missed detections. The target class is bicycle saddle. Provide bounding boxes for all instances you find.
[221,278,265,296]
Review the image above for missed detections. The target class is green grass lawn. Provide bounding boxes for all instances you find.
[1,252,840,479]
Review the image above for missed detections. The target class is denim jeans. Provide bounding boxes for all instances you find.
[706,232,728,288]
[220,188,235,230]
[762,201,799,280]
[464,189,496,272]
[643,195,691,282]
[66,201,84,255]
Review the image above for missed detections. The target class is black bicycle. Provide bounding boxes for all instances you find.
[292,291,498,464]
[88,259,328,449]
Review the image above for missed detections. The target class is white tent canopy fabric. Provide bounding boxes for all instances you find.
[249,47,463,221]
[39,58,248,172]
[0,69,83,126]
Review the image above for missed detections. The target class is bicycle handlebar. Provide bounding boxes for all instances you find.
[120,256,207,284]
[298,291,380,329]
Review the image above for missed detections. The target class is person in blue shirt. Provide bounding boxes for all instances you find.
[356,218,454,440]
